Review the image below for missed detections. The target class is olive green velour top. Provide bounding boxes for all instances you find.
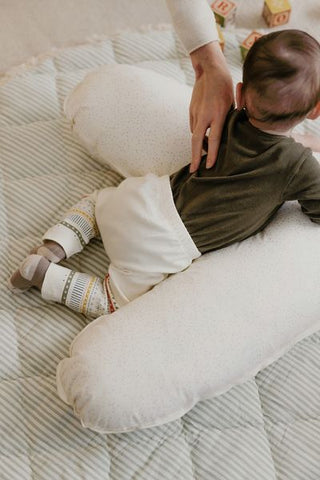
[170,109,320,254]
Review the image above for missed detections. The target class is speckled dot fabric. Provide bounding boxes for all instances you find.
[64,64,194,178]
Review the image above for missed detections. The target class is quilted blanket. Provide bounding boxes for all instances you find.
[1,24,320,480]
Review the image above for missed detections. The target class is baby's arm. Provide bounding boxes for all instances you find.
[283,152,320,224]
[292,133,320,153]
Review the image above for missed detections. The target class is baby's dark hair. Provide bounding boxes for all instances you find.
[242,29,320,127]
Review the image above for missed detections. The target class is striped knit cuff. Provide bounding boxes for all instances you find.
[41,263,71,303]
[42,224,83,258]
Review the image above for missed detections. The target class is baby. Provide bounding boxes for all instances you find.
[9,29,320,317]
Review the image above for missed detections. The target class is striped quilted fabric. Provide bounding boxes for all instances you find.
[0,26,320,480]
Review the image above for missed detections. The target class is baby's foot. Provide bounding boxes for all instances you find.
[8,254,50,294]
[30,240,66,263]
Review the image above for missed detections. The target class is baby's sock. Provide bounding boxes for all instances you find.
[40,196,99,259]
[8,255,117,317]
[8,254,50,293]
[41,263,113,317]
[30,240,66,263]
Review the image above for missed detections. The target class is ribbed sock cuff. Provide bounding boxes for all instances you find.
[42,224,83,258]
[41,263,72,302]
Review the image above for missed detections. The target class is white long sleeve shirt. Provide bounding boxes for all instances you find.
[165,0,218,53]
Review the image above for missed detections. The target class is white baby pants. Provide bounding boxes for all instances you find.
[43,174,201,307]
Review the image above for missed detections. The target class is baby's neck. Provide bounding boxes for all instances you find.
[248,117,292,137]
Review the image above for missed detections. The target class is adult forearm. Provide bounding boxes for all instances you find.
[190,39,228,78]
[166,0,234,171]
[165,0,218,53]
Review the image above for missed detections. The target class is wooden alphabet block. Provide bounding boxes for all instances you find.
[240,31,263,61]
[217,24,225,52]
[262,0,291,27]
[211,0,237,27]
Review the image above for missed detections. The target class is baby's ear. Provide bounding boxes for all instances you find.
[236,82,245,110]
[307,101,320,120]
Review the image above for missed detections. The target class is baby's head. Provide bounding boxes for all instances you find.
[236,29,320,132]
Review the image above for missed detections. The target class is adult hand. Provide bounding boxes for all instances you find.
[189,41,234,172]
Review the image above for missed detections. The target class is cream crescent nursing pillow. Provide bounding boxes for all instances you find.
[64,64,193,177]
[58,65,320,433]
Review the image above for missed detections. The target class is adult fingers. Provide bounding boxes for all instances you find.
[190,127,207,173]
[205,117,225,168]
[189,109,194,134]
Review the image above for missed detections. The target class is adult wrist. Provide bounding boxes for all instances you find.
[190,41,228,78]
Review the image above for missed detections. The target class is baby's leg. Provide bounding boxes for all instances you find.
[9,254,116,317]
[32,193,99,262]
[9,255,51,293]
[9,193,100,294]
[30,240,66,263]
